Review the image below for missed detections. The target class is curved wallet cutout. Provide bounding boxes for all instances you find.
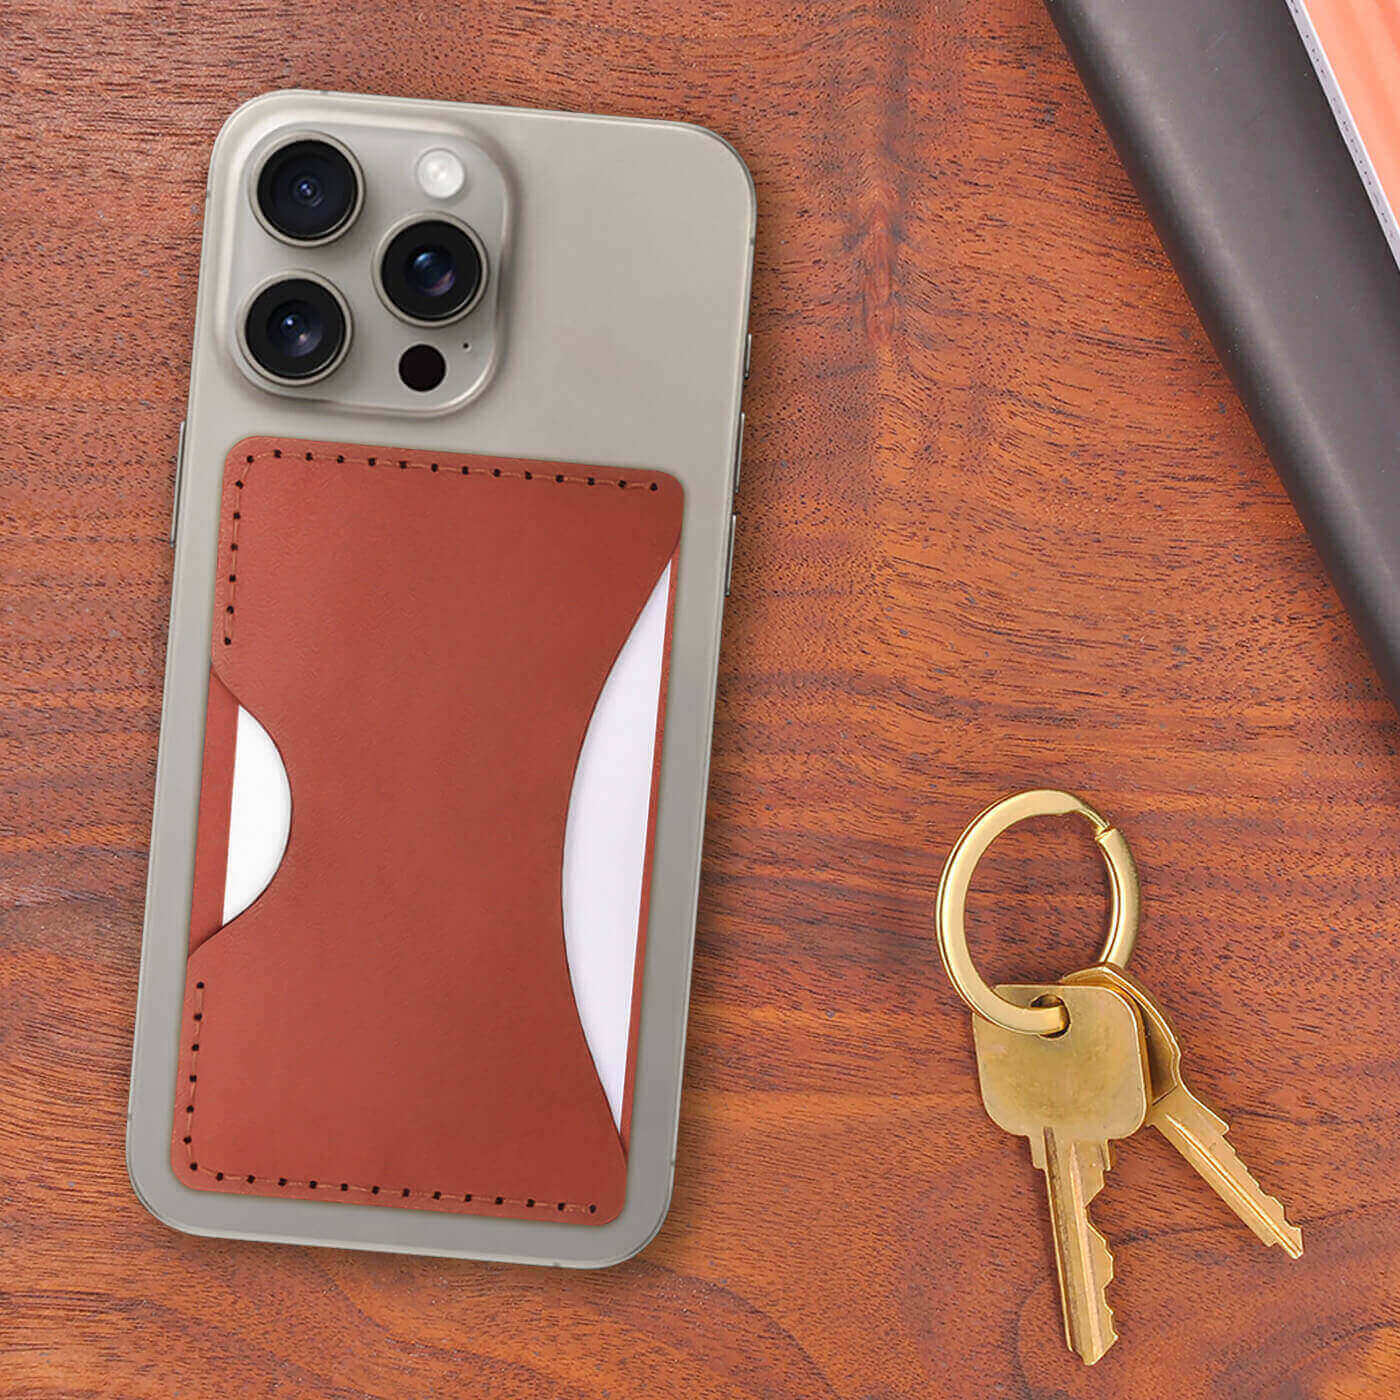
[173,437,683,1224]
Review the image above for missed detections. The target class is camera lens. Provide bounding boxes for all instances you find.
[379,219,486,323]
[255,138,360,243]
[243,278,348,382]
[408,246,456,299]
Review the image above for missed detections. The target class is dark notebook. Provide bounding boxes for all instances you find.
[1046,0,1400,703]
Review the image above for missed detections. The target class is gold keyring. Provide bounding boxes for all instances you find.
[935,789,1140,1036]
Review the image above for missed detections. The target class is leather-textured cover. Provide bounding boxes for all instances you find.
[173,437,683,1225]
[1046,0,1400,704]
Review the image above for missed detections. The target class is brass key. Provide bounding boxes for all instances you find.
[1065,963,1303,1258]
[973,982,1151,1365]
[938,789,1306,1365]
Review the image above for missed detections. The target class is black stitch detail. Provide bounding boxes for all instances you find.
[272,449,281,458]
[224,485,246,640]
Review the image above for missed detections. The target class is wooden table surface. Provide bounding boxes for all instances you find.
[4,1,1399,1396]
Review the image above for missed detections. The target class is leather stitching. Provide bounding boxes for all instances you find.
[221,447,663,649]
[181,983,598,1216]
[220,465,248,647]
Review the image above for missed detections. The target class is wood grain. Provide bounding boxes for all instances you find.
[3,1,1399,1395]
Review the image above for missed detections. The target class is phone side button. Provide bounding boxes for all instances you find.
[170,414,189,546]
[169,418,187,547]
[724,513,737,596]
[744,333,752,382]
[732,412,745,501]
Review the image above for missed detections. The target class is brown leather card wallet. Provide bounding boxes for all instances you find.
[173,437,683,1225]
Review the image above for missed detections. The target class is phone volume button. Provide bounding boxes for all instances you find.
[724,513,737,596]
[169,417,187,547]
[732,412,745,501]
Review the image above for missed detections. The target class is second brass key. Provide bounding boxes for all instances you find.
[1065,963,1302,1257]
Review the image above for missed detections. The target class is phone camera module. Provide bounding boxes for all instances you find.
[255,138,361,244]
[243,277,349,384]
[378,218,486,324]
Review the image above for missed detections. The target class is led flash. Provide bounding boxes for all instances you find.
[416,148,466,200]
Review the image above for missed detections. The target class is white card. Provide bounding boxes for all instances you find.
[560,562,670,1130]
[221,705,291,927]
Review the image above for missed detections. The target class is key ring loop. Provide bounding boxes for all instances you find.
[936,789,1140,1036]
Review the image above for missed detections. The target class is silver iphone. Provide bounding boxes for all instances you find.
[128,90,753,1265]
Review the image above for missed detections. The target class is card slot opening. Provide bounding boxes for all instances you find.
[561,560,672,1133]
[222,704,292,925]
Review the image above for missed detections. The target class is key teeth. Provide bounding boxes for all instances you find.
[1155,1099,1305,1258]
[1246,1184,1304,1258]
[1077,1145,1108,1203]
[1056,1143,1120,1365]
[1215,1125,1305,1257]
[1079,1212,1119,1364]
